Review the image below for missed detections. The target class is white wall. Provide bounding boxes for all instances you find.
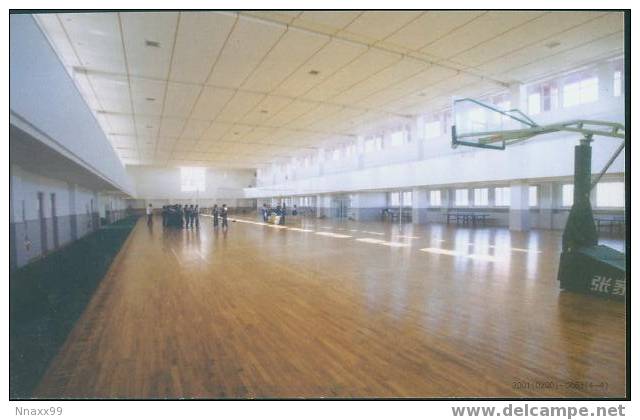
[10,14,134,196]
[126,166,255,207]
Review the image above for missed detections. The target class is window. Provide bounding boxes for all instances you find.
[180,167,205,192]
[596,182,624,208]
[455,189,469,206]
[474,188,488,206]
[495,187,511,206]
[528,92,541,115]
[332,148,340,161]
[364,136,382,153]
[390,130,405,147]
[430,190,441,206]
[390,192,401,207]
[563,76,598,107]
[403,191,412,206]
[542,83,559,111]
[345,143,356,157]
[529,186,538,207]
[613,71,622,97]
[562,184,574,207]
[425,120,441,139]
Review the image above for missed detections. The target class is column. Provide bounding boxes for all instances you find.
[68,183,78,240]
[412,188,428,224]
[537,182,553,229]
[509,181,530,231]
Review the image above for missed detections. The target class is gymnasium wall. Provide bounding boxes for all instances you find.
[10,14,134,196]
[126,166,256,209]
[10,165,130,270]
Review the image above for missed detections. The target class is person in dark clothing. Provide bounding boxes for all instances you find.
[262,203,269,222]
[194,205,199,228]
[220,204,229,229]
[146,204,153,226]
[292,204,298,216]
[212,204,219,228]
[187,204,193,228]
[280,203,286,225]
[184,204,191,228]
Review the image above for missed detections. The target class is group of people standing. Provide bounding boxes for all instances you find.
[211,204,229,229]
[261,203,297,225]
[161,204,200,228]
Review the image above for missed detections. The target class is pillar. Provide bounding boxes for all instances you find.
[509,181,530,231]
[412,188,428,224]
[537,182,553,229]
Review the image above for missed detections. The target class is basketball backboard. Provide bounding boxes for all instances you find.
[451,97,538,150]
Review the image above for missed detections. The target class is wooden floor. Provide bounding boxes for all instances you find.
[34,215,626,398]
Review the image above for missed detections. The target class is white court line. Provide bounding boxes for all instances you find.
[396,235,420,239]
[419,247,461,256]
[381,241,409,248]
[489,245,541,253]
[287,227,314,232]
[356,238,387,244]
[315,232,352,238]
[362,231,385,236]
[419,247,500,262]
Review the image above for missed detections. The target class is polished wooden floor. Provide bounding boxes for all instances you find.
[34,215,626,398]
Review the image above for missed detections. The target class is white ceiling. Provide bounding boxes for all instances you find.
[34,10,624,169]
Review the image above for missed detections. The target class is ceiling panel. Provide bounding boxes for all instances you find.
[451,11,606,68]
[240,95,293,125]
[120,12,179,79]
[330,57,428,105]
[303,48,402,101]
[273,38,368,97]
[130,77,166,116]
[477,12,624,82]
[293,11,362,35]
[242,27,329,93]
[421,11,545,60]
[215,91,266,123]
[201,122,233,141]
[170,12,237,84]
[35,10,625,169]
[61,13,125,74]
[381,11,485,53]
[182,119,212,139]
[339,11,422,44]
[89,74,131,113]
[206,15,286,88]
[263,99,320,127]
[190,86,235,120]
[158,117,186,138]
[163,82,201,118]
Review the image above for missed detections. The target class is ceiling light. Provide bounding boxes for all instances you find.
[308,70,320,76]
[145,40,161,48]
[545,41,561,49]
[146,125,153,129]
[145,97,156,102]
[260,110,268,114]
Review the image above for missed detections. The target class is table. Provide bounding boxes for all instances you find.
[446,212,491,225]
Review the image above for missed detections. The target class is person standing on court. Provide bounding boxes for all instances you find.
[280,203,286,225]
[220,204,229,229]
[212,204,219,228]
[194,205,200,228]
[146,203,153,226]
[262,203,269,222]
